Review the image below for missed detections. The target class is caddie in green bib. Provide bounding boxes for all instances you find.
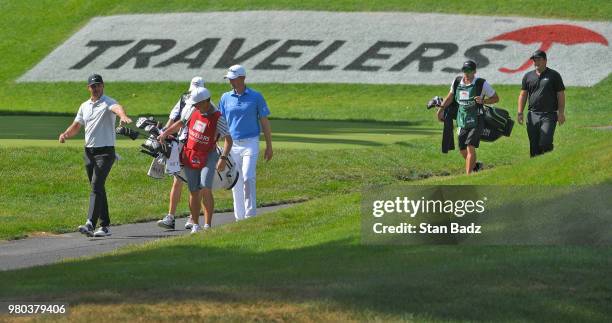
[455,83,479,129]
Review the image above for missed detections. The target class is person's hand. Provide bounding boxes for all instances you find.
[557,112,566,125]
[119,116,133,126]
[264,145,273,161]
[474,96,484,105]
[216,158,226,172]
[157,131,166,143]
[517,112,524,125]
[59,133,67,143]
[436,107,444,122]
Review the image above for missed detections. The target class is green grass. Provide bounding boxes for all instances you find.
[1,195,610,321]
[0,1,611,322]
[0,116,435,150]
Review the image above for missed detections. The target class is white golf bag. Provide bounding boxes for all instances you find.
[148,144,239,191]
[211,146,239,190]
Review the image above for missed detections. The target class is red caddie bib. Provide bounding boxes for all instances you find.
[181,110,220,169]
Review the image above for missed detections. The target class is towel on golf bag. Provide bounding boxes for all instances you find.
[165,141,181,175]
[147,155,166,179]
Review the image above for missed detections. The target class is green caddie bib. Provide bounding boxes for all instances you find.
[455,82,479,129]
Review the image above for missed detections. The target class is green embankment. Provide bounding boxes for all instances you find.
[0,1,610,322]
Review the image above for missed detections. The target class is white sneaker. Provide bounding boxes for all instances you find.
[185,216,194,230]
[78,221,94,237]
[93,226,111,237]
[157,214,175,229]
[204,223,211,230]
[190,224,201,234]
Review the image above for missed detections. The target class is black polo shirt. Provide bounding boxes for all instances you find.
[521,67,565,112]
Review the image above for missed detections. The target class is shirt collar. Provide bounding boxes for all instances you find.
[460,77,479,86]
[537,67,549,77]
[232,87,250,96]
[89,95,104,104]
[199,104,219,116]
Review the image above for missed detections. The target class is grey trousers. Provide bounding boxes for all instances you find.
[527,111,557,157]
[84,146,115,227]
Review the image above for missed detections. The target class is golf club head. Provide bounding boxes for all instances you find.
[144,125,160,137]
[115,126,140,140]
[136,116,158,129]
[427,96,443,109]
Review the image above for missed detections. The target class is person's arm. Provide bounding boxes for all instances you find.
[216,135,233,171]
[164,118,175,130]
[59,122,82,143]
[517,90,528,125]
[165,99,182,130]
[475,81,499,105]
[557,91,565,125]
[260,117,273,161]
[158,120,184,142]
[476,92,499,105]
[110,104,132,125]
[437,91,454,122]
[164,115,181,133]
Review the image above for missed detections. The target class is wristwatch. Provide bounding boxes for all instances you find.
[220,155,228,160]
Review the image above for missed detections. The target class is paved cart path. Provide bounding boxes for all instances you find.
[0,204,292,271]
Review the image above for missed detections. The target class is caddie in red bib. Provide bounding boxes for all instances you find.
[158,87,233,234]
[182,111,221,169]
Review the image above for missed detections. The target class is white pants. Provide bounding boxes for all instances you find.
[230,136,259,220]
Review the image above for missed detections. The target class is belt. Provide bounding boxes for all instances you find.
[234,136,259,143]
[85,146,115,153]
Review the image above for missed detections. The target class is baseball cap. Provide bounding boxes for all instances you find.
[461,60,477,72]
[189,76,205,91]
[531,50,547,60]
[187,87,211,105]
[87,74,103,86]
[224,65,246,80]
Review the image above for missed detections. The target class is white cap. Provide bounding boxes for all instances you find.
[224,65,246,80]
[187,87,211,105]
[189,76,205,91]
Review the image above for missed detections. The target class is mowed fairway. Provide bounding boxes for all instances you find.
[0,0,611,322]
[0,115,434,150]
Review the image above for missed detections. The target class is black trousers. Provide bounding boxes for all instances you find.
[84,146,115,227]
[527,111,557,157]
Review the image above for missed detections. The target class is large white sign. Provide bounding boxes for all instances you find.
[18,11,611,86]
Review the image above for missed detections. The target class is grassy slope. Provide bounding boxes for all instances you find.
[1,76,610,239]
[0,1,611,321]
[1,195,610,322]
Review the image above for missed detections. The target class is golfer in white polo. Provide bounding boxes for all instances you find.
[219,65,273,221]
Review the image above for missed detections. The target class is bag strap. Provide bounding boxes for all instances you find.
[452,76,462,96]
[475,78,485,96]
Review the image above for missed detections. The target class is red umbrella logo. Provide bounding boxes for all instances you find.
[488,24,608,74]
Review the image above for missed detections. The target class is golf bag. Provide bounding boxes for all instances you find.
[482,105,514,137]
[211,146,239,190]
[117,116,239,190]
[427,93,514,152]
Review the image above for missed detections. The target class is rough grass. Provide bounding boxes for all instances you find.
[1,194,611,322]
